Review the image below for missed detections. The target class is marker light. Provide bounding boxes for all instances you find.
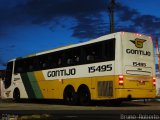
[153,77,156,87]
[149,36,152,40]
[119,75,124,85]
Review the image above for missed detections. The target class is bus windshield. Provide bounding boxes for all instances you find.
[4,62,13,89]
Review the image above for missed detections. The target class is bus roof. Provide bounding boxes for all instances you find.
[30,32,118,56]
[11,32,151,61]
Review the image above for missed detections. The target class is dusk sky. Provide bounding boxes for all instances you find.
[0,0,160,69]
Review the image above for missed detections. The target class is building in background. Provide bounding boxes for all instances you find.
[156,64,160,97]
[156,74,160,97]
[155,38,160,97]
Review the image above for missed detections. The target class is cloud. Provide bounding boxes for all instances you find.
[19,0,109,38]
[71,13,109,39]
[0,4,30,38]
[114,2,160,37]
[115,2,139,21]
[0,0,160,39]
[133,15,160,35]
[0,53,6,69]
[0,0,110,39]
[0,59,6,68]
[22,0,107,23]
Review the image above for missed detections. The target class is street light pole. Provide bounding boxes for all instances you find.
[108,0,115,33]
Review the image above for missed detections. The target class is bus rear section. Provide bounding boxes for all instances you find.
[115,33,156,100]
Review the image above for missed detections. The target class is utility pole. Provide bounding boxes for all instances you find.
[108,0,115,33]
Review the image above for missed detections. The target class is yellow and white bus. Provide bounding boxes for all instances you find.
[3,32,156,105]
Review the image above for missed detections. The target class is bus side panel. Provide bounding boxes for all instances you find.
[91,75,115,100]
[114,33,123,76]
[3,74,29,99]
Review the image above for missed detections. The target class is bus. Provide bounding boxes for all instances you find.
[3,32,156,105]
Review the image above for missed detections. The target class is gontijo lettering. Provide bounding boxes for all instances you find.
[126,38,151,56]
[126,49,151,56]
[47,68,76,77]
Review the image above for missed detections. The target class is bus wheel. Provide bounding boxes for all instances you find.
[13,88,20,102]
[63,86,77,105]
[109,99,122,106]
[78,86,91,106]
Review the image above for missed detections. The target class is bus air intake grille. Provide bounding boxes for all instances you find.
[98,81,113,97]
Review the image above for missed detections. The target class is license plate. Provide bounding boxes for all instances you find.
[139,80,145,85]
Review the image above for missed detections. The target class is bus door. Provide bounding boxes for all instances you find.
[122,34,155,89]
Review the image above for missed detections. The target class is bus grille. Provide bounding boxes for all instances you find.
[98,81,113,97]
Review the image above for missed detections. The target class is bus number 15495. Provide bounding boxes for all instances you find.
[88,64,112,73]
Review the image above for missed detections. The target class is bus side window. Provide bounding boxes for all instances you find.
[75,56,80,63]
[29,64,33,71]
[23,57,35,72]
[29,65,33,71]
[33,58,39,71]
[65,50,73,65]
[57,51,64,67]
[47,54,54,68]
[86,54,94,61]
[65,47,81,66]
[15,60,21,73]
[67,58,72,65]
[46,52,59,69]
[58,58,62,65]
[84,43,103,63]
[73,47,81,64]
[15,60,27,73]
[23,60,28,72]
[104,39,115,61]
[37,55,47,70]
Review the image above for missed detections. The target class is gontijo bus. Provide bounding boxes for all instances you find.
[3,32,156,105]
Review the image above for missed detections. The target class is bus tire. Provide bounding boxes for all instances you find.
[13,88,20,103]
[63,86,77,105]
[78,85,91,106]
